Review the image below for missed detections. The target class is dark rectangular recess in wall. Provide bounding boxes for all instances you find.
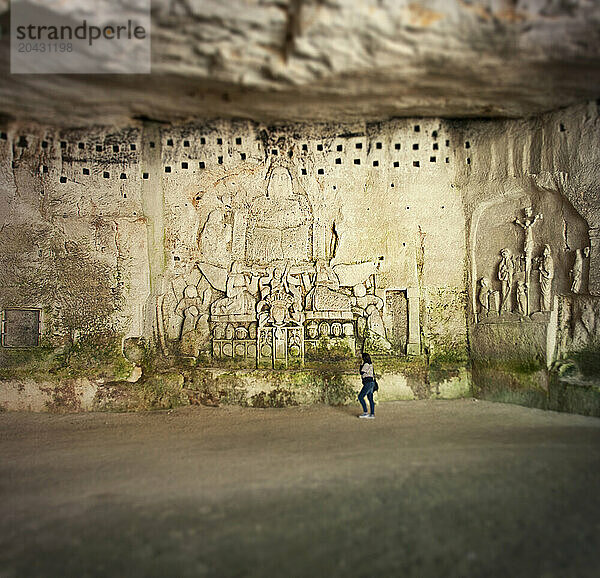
[199,161,205,169]
[218,156,223,164]
[376,142,382,149]
[236,137,242,145]
[317,144,323,151]
[335,158,341,164]
[83,168,90,175]
[217,138,223,145]
[181,162,188,169]
[165,166,171,173]
[96,145,103,152]
[60,176,67,183]
[412,143,418,150]
[394,161,399,167]
[167,139,174,146]
[78,142,85,149]
[337,144,343,151]
[354,158,360,165]
[240,153,246,160]
[183,140,190,147]
[143,172,149,179]
[1,308,41,348]
[373,160,379,166]
[413,161,419,167]
[0,132,7,140]
[414,125,420,132]
[130,144,136,151]
[41,140,48,148]
[433,143,439,150]
[395,143,401,150]
[318,168,324,174]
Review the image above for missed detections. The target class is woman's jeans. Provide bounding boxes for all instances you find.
[358,378,375,415]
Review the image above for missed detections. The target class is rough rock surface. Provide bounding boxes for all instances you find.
[2,0,600,126]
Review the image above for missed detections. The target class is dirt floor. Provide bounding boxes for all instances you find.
[1,400,599,578]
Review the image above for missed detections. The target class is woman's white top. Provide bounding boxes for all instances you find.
[360,362,374,379]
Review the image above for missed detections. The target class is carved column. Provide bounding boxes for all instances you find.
[406,286,421,355]
[589,227,600,296]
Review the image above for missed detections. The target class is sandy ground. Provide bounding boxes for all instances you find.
[1,400,599,578]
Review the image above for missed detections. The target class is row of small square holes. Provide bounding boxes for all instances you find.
[1,123,571,150]
[57,170,129,182]
[13,136,138,152]
[158,156,453,175]
[304,138,454,153]
[164,137,242,146]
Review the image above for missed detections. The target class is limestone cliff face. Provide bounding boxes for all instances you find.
[1,0,600,126]
[1,102,599,368]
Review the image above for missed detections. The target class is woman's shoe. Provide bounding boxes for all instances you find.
[358,413,370,418]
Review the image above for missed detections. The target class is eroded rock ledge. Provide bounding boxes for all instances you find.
[1,0,600,126]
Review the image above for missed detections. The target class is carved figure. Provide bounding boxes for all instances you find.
[570,247,590,294]
[514,207,542,309]
[256,262,303,326]
[196,190,234,265]
[246,167,312,263]
[364,303,392,351]
[306,259,352,312]
[497,248,515,313]
[516,281,528,316]
[173,282,213,356]
[478,277,491,317]
[211,261,257,316]
[538,244,554,311]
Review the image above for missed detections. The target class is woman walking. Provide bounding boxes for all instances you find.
[358,352,376,419]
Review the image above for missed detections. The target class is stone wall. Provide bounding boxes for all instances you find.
[1,102,599,412]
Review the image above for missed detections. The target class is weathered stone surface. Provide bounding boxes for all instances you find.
[2,1,600,126]
[2,100,600,412]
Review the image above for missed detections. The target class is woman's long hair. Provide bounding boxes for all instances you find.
[361,352,372,364]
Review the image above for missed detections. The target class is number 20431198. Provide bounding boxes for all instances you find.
[18,43,73,52]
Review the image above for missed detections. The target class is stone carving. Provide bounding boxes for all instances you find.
[211,262,258,316]
[246,167,313,264]
[497,248,515,313]
[256,262,305,327]
[352,282,391,351]
[514,207,543,303]
[305,259,352,312]
[516,281,528,316]
[158,268,213,356]
[537,244,554,311]
[198,190,234,265]
[478,277,491,317]
[570,247,590,294]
